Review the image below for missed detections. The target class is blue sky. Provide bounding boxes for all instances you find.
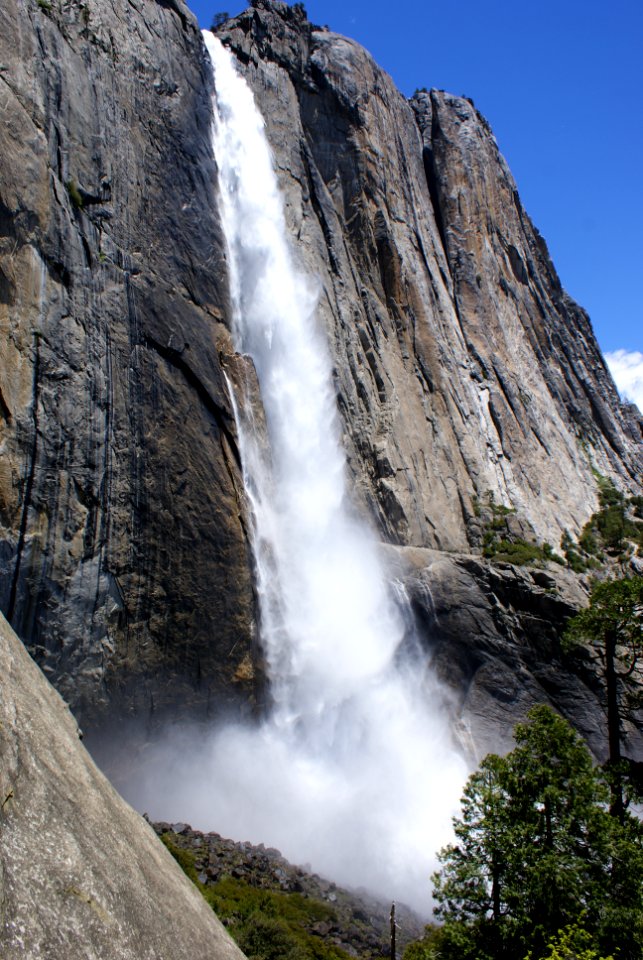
[189,0,643,403]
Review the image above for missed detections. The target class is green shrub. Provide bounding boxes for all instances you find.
[211,11,229,29]
[578,525,600,556]
[560,478,643,568]
[238,914,306,960]
[484,538,543,565]
[159,846,350,960]
[476,491,564,566]
[402,925,443,960]
[160,832,200,884]
[526,922,614,960]
[66,178,83,210]
[484,536,563,567]
[597,478,624,510]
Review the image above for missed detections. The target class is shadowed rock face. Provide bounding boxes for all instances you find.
[385,545,643,763]
[0,0,640,752]
[0,0,260,729]
[0,612,248,960]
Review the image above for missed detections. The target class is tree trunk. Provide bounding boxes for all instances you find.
[605,629,624,820]
[492,858,501,922]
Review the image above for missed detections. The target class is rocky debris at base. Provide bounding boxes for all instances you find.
[151,821,425,957]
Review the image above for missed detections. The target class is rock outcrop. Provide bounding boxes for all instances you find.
[0,612,248,960]
[0,0,259,728]
[385,545,638,761]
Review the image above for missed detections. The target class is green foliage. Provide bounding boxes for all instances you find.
[566,479,643,564]
[560,478,643,569]
[560,531,599,573]
[564,576,643,660]
[431,706,643,960]
[476,491,563,566]
[596,505,627,552]
[210,11,229,29]
[577,527,599,556]
[597,477,624,510]
[159,843,350,960]
[37,0,52,10]
[66,178,84,210]
[210,880,350,960]
[291,2,307,18]
[160,832,201,884]
[402,924,442,960]
[525,922,613,960]
[238,914,306,960]
[483,537,562,566]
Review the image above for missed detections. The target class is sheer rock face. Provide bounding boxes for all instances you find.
[0,0,259,728]
[218,2,641,554]
[0,612,248,960]
[384,545,643,763]
[0,0,641,746]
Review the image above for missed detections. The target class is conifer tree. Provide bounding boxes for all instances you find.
[564,576,643,818]
[431,706,643,960]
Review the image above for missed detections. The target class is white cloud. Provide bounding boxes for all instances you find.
[605,349,643,414]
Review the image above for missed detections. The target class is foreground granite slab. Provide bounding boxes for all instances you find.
[0,612,247,960]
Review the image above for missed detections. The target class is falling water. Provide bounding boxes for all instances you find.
[128,33,468,914]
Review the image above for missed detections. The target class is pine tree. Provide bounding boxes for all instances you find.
[564,576,643,818]
[431,706,643,960]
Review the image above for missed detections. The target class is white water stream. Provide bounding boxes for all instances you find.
[130,34,467,914]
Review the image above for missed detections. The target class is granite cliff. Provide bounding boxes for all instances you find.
[0,611,247,960]
[0,0,258,729]
[217,1,641,554]
[0,0,641,757]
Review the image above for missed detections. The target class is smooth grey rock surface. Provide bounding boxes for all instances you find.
[0,611,248,960]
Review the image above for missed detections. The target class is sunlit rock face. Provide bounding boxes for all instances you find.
[0,0,641,757]
[218,1,641,557]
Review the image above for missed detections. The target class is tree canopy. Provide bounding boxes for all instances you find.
[564,575,643,816]
[430,706,643,960]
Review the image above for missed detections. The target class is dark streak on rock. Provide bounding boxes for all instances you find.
[7,336,41,624]
[142,334,242,473]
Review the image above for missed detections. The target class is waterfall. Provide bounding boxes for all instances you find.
[128,32,467,915]
[205,30,414,752]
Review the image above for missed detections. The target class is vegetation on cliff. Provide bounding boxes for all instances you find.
[561,478,643,572]
[157,837,353,960]
[474,477,643,571]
